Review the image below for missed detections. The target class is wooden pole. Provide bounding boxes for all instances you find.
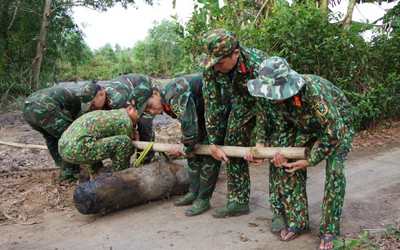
[132,141,310,160]
[0,140,310,159]
[0,140,47,150]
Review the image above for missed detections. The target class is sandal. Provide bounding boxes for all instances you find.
[317,235,337,250]
[278,227,302,242]
[271,213,286,233]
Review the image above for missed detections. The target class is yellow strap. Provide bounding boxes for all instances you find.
[133,142,155,168]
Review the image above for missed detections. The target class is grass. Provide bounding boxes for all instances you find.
[333,223,400,249]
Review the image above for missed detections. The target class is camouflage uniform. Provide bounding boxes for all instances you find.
[162,73,230,200]
[78,74,158,163]
[58,109,134,173]
[198,29,269,206]
[21,87,82,180]
[248,56,354,236]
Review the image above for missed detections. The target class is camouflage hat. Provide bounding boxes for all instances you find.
[76,82,101,112]
[197,29,239,69]
[128,84,157,117]
[247,56,306,100]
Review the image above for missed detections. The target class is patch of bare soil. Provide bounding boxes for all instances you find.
[352,120,400,150]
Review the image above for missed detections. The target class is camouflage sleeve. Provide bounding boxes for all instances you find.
[242,49,270,146]
[202,70,228,145]
[168,89,198,155]
[306,84,348,166]
[253,99,273,145]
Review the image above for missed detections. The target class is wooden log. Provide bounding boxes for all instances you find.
[133,141,310,159]
[73,159,189,215]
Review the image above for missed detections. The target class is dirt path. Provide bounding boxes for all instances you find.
[0,111,399,250]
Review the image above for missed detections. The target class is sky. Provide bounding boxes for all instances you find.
[73,0,195,50]
[330,0,398,23]
[73,0,399,50]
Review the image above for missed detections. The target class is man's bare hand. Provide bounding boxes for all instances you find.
[271,151,288,168]
[185,153,195,159]
[210,145,229,163]
[130,130,139,141]
[284,160,310,173]
[168,148,185,158]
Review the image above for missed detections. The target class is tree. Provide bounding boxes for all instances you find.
[175,0,400,130]
[33,0,52,86]
[31,0,154,87]
[132,20,188,77]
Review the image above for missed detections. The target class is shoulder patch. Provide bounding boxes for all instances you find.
[172,104,183,117]
[313,100,329,117]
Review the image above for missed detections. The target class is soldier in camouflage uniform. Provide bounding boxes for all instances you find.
[21,87,88,181]
[140,73,231,216]
[247,56,354,249]
[197,29,270,218]
[58,103,139,178]
[77,74,158,163]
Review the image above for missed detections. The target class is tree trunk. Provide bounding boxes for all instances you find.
[238,0,243,18]
[1,0,12,74]
[320,0,328,13]
[33,0,52,87]
[343,0,356,30]
[74,160,189,214]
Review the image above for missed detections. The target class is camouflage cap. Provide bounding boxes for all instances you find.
[197,29,239,69]
[76,82,101,112]
[247,56,306,100]
[128,83,159,117]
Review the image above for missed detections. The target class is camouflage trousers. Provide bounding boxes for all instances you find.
[21,102,79,174]
[223,107,256,205]
[269,133,353,235]
[59,135,134,173]
[187,154,221,200]
[186,113,226,200]
[137,116,155,163]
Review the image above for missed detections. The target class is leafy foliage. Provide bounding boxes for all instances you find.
[59,19,190,81]
[0,0,153,98]
[332,223,400,249]
[176,0,400,130]
[132,20,190,77]
[0,0,399,130]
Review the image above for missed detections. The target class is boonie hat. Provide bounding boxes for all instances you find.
[76,82,101,112]
[197,29,239,69]
[128,84,158,117]
[247,56,306,100]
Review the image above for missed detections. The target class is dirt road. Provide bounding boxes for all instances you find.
[0,112,399,250]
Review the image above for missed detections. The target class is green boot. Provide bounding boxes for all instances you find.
[212,203,249,218]
[174,191,198,206]
[271,213,286,233]
[59,161,80,182]
[185,198,210,216]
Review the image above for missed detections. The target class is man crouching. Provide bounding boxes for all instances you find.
[58,102,140,180]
